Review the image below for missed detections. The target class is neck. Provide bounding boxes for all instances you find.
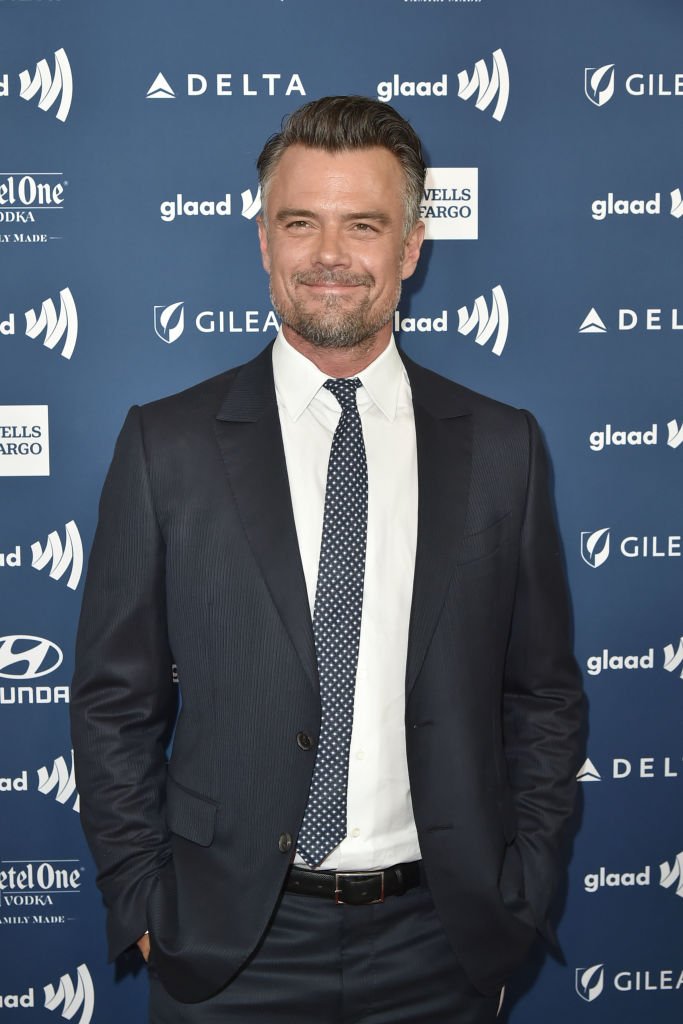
[281,322,393,377]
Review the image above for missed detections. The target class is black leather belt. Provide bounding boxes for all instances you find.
[285,861,421,905]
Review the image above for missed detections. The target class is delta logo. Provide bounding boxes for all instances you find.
[0,48,73,123]
[590,188,683,220]
[585,62,683,108]
[146,70,305,100]
[580,527,683,567]
[376,49,509,122]
[579,304,683,333]
[575,962,683,1002]
[576,755,682,783]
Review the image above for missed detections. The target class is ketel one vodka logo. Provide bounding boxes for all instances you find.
[0,49,73,123]
[377,49,509,122]
[0,857,82,919]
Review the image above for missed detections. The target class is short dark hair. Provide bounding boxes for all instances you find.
[257,95,426,236]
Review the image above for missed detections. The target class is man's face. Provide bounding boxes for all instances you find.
[257,145,424,350]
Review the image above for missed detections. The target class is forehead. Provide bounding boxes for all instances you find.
[265,145,405,212]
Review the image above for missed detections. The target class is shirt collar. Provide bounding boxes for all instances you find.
[272,327,407,422]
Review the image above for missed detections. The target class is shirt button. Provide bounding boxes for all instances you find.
[296,732,314,751]
[355,750,365,761]
[278,832,293,853]
[351,828,360,838]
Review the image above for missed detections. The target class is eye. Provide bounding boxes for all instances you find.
[352,222,377,233]
[286,220,312,230]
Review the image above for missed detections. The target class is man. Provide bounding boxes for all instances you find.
[70,96,583,1023]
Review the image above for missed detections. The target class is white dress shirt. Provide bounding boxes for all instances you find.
[272,328,421,870]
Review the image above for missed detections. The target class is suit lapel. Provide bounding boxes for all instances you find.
[213,343,318,692]
[401,353,472,698]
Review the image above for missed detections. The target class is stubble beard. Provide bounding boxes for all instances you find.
[270,269,402,351]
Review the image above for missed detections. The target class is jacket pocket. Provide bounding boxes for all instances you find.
[456,512,512,567]
[165,773,218,847]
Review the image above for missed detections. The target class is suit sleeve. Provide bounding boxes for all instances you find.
[502,410,585,941]
[70,405,175,961]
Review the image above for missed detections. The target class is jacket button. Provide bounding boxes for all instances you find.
[278,832,293,853]
[296,731,314,751]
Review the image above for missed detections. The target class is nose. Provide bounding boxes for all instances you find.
[311,222,352,269]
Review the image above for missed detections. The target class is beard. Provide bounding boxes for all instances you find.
[270,268,402,350]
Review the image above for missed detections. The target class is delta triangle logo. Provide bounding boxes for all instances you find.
[577,758,601,783]
[579,308,607,333]
[147,73,175,100]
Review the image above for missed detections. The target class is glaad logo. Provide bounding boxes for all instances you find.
[575,963,605,1002]
[17,287,78,359]
[0,48,74,122]
[581,527,610,567]
[589,190,683,221]
[153,301,279,344]
[667,420,683,448]
[587,421,683,452]
[154,301,185,344]
[457,285,508,356]
[31,521,83,589]
[376,49,509,122]
[146,70,305,100]
[160,185,260,223]
[457,49,509,122]
[585,64,616,106]
[660,852,683,897]
[420,168,478,240]
[0,636,63,679]
[671,188,683,219]
[663,637,683,678]
[585,648,655,676]
[44,964,94,1024]
[37,750,80,812]
[577,755,681,782]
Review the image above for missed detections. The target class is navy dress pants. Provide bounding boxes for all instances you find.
[148,874,504,1023]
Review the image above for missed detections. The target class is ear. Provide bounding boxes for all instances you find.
[257,215,271,274]
[400,219,425,281]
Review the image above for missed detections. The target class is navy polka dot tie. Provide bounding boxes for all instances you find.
[297,377,368,868]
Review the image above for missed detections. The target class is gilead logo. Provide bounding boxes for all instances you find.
[575,963,683,1000]
[581,527,683,566]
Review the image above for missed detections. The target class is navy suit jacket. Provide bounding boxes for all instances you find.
[70,342,584,1003]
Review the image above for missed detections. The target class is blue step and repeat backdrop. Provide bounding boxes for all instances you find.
[1,0,682,1020]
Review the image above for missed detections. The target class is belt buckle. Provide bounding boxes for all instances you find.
[334,870,385,905]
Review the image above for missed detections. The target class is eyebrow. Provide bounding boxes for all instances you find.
[274,208,392,226]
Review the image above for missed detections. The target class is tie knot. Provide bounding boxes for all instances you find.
[323,377,362,411]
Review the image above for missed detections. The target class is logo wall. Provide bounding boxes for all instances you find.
[0,49,73,122]
[376,49,509,122]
